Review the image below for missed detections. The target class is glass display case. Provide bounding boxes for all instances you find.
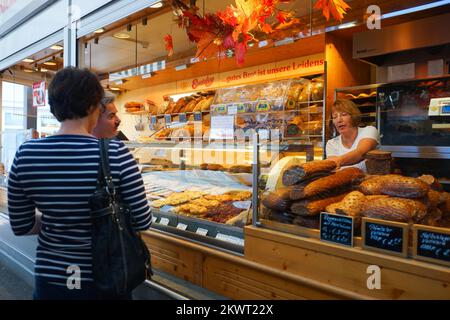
[125,138,315,253]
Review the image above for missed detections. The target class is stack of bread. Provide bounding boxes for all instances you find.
[124,101,145,113]
[163,93,214,115]
[262,160,364,228]
[262,158,450,230]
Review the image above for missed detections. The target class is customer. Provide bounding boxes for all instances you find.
[92,91,121,139]
[326,99,379,172]
[7,67,152,300]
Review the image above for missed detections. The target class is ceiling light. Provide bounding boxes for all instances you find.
[110,87,121,91]
[40,68,48,72]
[94,28,105,34]
[22,58,34,63]
[150,2,163,9]
[44,60,57,66]
[50,45,63,50]
[113,32,131,39]
[23,68,34,73]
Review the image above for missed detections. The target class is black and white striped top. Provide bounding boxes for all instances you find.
[7,135,152,286]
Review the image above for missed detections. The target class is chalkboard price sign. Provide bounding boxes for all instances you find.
[193,112,202,121]
[320,212,354,247]
[413,225,450,267]
[179,113,187,123]
[362,218,408,257]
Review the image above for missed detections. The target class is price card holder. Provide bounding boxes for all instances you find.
[179,113,187,123]
[159,217,170,226]
[320,212,354,247]
[196,228,208,236]
[215,233,244,246]
[164,114,172,124]
[362,217,409,257]
[176,222,188,231]
[413,224,450,267]
[151,216,157,224]
[227,104,238,115]
[193,112,202,121]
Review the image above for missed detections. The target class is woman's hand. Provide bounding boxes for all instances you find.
[328,156,342,170]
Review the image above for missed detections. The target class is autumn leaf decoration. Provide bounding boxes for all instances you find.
[314,0,351,22]
[164,34,174,57]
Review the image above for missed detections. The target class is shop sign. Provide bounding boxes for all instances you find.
[192,75,215,90]
[413,225,450,267]
[32,81,46,107]
[362,218,409,257]
[320,212,354,247]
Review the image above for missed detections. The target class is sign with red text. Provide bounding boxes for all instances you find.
[32,81,46,107]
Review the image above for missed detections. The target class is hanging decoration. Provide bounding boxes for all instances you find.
[164,0,350,65]
[314,0,351,22]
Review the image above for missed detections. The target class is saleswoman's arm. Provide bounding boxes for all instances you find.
[331,138,378,169]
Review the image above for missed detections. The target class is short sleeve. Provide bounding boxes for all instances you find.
[359,126,380,144]
[326,138,339,158]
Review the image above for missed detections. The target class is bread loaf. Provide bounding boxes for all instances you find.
[418,174,443,192]
[290,167,363,200]
[362,197,415,222]
[379,175,429,198]
[261,187,293,212]
[291,194,347,216]
[326,191,367,218]
[282,159,336,186]
[438,192,450,217]
[395,198,428,222]
[358,175,392,195]
[417,208,443,227]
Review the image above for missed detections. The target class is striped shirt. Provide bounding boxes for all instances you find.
[7,135,152,286]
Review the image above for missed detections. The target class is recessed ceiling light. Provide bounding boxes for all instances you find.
[110,87,121,91]
[23,68,34,73]
[22,58,35,63]
[44,61,57,66]
[40,68,48,72]
[94,28,105,34]
[50,45,63,50]
[113,33,131,39]
[150,2,163,8]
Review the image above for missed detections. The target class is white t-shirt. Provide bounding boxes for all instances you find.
[326,126,380,172]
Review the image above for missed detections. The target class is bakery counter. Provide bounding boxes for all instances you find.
[244,225,450,299]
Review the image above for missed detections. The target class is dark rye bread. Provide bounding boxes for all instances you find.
[282,159,336,186]
[261,187,293,212]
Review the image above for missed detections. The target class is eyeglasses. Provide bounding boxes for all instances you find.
[331,112,350,120]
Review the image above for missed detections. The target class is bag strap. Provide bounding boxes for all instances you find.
[98,139,116,200]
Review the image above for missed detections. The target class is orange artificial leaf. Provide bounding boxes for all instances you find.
[315,0,350,21]
[261,23,273,34]
[276,10,293,24]
[164,34,174,56]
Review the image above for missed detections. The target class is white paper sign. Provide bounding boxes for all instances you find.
[227,105,238,115]
[428,59,444,77]
[387,63,415,82]
[176,223,188,231]
[151,216,157,223]
[196,228,208,236]
[215,233,244,246]
[159,217,170,226]
[210,115,235,140]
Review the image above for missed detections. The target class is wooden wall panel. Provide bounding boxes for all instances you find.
[245,226,450,300]
[143,233,203,285]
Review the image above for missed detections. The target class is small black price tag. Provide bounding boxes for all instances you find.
[320,212,354,247]
[179,113,187,123]
[193,112,202,121]
[164,114,171,124]
[362,218,408,257]
[413,225,450,267]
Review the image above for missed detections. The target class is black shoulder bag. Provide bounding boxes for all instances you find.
[89,138,152,297]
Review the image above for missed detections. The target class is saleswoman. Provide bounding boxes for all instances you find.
[326,99,379,172]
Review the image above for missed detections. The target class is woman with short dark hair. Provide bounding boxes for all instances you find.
[7,67,152,300]
[326,99,379,172]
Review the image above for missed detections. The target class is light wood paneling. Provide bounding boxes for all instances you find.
[245,226,450,299]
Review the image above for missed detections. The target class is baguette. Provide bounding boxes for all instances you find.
[282,159,336,186]
[291,194,347,216]
[290,167,363,200]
